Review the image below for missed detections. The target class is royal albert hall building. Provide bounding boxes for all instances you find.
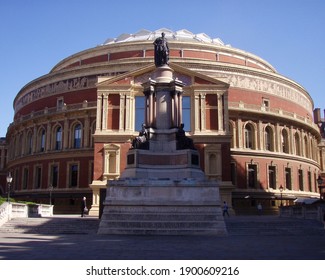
[4,28,323,215]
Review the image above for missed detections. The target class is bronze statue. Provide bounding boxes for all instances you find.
[153,32,169,67]
[132,123,149,149]
[176,123,195,150]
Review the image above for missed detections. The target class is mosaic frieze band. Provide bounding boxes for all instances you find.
[213,72,312,111]
[15,75,98,113]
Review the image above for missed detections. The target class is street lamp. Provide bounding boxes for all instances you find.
[49,184,53,206]
[317,175,323,200]
[6,172,13,203]
[279,185,284,207]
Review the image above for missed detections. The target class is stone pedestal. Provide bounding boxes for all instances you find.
[98,178,227,235]
[98,64,227,235]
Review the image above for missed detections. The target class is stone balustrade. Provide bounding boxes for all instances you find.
[280,204,325,222]
[0,202,53,226]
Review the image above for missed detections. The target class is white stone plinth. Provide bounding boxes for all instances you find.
[98,178,227,235]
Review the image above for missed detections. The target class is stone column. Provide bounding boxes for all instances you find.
[102,94,108,131]
[125,94,132,131]
[84,114,90,147]
[223,91,229,134]
[237,119,243,149]
[32,125,37,153]
[194,93,200,132]
[63,118,69,149]
[200,93,206,131]
[217,93,224,132]
[257,120,263,150]
[119,93,125,132]
[46,122,51,151]
[143,81,156,127]
[178,91,183,127]
[96,94,103,131]
[275,123,280,152]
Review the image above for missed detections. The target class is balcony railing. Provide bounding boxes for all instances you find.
[9,100,97,129]
[229,101,318,131]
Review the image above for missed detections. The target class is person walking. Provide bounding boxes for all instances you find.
[223,201,229,217]
[257,203,262,215]
[81,196,87,217]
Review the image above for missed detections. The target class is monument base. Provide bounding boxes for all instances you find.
[98,178,227,235]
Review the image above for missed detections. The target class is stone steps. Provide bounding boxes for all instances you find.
[103,213,219,221]
[224,216,325,236]
[0,216,99,235]
[2,215,324,237]
[98,205,227,235]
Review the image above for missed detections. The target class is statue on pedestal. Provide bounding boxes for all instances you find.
[132,123,149,149]
[153,32,169,67]
[176,123,195,150]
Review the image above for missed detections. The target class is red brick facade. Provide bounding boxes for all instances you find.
[3,29,321,215]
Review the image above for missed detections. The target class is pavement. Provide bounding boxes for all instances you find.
[0,215,325,260]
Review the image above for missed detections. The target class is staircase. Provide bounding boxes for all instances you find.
[224,215,325,236]
[98,205,227,235]
[1,215,324,236]
[0,215,100,235]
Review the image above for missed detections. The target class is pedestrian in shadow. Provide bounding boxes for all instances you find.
[223,201,229,217]
[257,203,262,215]
[81,196,87,217]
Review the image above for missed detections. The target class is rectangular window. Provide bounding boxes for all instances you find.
[89,161,94,184]
[57,97,64,110]
[50,165,59,188]
[135,96,145,131]
[34,166,42,189]
[70,164,79,188]
[262,98,270,110]
[182,96,191,132]
[314,173,318,193]
[23,167,29,190]
[268,166,276,189]
[247,164,257,189]
[230,162,237,186]
[285,167,292,190]
[298,169,304,191]
[308,171,312,192]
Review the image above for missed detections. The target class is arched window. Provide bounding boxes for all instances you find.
[265,126,274,151]
[73,124,82,148]
[244,123,255,149]
[55,126,62,150]
[294,132,301,156]
[281,129,289,153]
[39,129,46,152]
[304,136,309,158]
[26,131,33,155]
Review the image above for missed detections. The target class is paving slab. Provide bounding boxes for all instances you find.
[0,215,324,260]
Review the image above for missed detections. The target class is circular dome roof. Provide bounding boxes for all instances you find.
[102,28,227,46]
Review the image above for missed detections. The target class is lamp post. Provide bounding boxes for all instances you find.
[279,185,284,207]
[317,175,323,200]
[49,184,53,206]
[6,172,13,203]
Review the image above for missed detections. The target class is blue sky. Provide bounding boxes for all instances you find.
[1,0,325,136]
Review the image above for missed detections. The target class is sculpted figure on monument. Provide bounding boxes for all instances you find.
[132,123,149,149]
[153,32,169,67]
[176,123,195,150]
